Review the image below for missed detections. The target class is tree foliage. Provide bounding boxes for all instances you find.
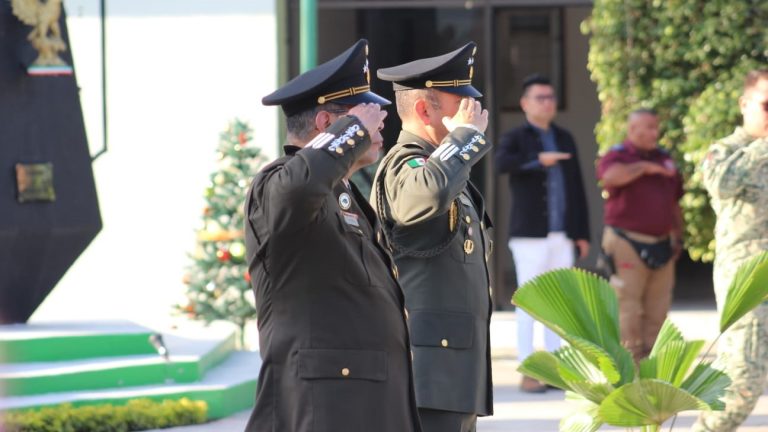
[179,120,267,346]
[582,0,768,261]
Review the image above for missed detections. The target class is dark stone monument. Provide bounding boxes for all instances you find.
[0,4,102,323]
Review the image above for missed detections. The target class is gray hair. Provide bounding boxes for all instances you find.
[286,102,349,142]
[395,89,440,120]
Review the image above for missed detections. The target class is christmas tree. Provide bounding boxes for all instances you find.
[180,119,267,347]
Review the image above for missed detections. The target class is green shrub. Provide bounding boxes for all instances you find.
[1,398,207,432]
[583,0,768,261]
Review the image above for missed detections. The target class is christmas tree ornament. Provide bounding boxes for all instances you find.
[178,119,267,348]
[229,242,246,261]
[217,249,231,262]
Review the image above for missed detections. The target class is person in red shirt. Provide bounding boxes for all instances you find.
[596,108,684,360]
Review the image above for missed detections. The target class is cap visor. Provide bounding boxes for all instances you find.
[334,91,392,106]
[437,85,483,98]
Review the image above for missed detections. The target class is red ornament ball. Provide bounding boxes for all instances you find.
[217,249,231,262]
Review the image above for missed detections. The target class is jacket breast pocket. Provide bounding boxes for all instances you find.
[409,310,474,349]
[297,349,388,382]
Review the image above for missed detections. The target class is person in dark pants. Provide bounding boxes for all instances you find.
[372,42,493,432]
[495,74,591,393]
[243,39,421,432]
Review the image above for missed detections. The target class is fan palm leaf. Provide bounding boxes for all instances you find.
[719,251,768,332]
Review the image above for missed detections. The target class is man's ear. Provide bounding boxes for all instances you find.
[413,98,431,126]
[738,95,749,116]
[519,97,528,113]
[314,110,333,132]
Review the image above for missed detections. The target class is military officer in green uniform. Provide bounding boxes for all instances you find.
[693,69,768,432]
[244,40,421,432]
[371,42,493,432]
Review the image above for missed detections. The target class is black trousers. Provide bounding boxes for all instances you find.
[418,408,477,432]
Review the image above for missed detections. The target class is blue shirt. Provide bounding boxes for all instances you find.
[533,126,566,232]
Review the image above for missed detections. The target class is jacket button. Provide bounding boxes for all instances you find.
[465,216,471,224]
[377,231,382,242]
[481,221,485,230]
[341,368,350,377]
[441,339,448,347]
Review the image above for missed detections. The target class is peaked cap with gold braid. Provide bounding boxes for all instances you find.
[376,42,482,98]
[262,39,391,116]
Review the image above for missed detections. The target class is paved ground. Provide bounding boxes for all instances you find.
[148,305,768,432]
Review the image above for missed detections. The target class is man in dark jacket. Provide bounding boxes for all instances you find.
[372,42,493,432]
[495,74,590,393]
[243,39,421,432]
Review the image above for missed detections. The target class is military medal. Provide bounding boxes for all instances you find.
[449,201,458,232]
[464,239,475,255]
[338,192,351,210]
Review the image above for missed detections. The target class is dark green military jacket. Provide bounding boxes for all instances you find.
[371,128,494,416]
[244,116,421,432]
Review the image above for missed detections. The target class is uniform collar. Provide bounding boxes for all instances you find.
[397,129,435,153]
[283,145,301,155]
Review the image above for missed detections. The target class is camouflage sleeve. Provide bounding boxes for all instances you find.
[386,127,490,225]
[701,137,768,201]
[263,115,371,230]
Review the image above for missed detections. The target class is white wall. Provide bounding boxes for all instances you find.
[32,0,279,326]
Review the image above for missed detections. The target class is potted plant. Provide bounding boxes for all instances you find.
[513,252,768,432]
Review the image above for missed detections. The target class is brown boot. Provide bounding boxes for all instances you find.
[520,375,547,393]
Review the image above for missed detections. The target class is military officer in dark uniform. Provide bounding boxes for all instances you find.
[243,39,421,432]
[371,42,493,432]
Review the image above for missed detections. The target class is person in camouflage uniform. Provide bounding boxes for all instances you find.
[693,69,768,432]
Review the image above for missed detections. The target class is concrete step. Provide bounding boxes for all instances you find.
[0,350,260,420]
[0,321,157,363]
[0,323,236,396]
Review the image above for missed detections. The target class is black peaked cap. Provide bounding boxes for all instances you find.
[377,42,482,98]
[262,39,391,116]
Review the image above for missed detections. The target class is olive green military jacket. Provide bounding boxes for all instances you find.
[371,128,494,416]
[701,127,768,303]
[244,116,421,432]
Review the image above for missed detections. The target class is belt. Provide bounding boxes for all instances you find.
[608,226,669,244]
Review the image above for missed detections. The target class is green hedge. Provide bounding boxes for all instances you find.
[1,398,207,432]
[582,0,768,261]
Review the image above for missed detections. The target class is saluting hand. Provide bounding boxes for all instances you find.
[443,98,489,134]
[348,103,388,136]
